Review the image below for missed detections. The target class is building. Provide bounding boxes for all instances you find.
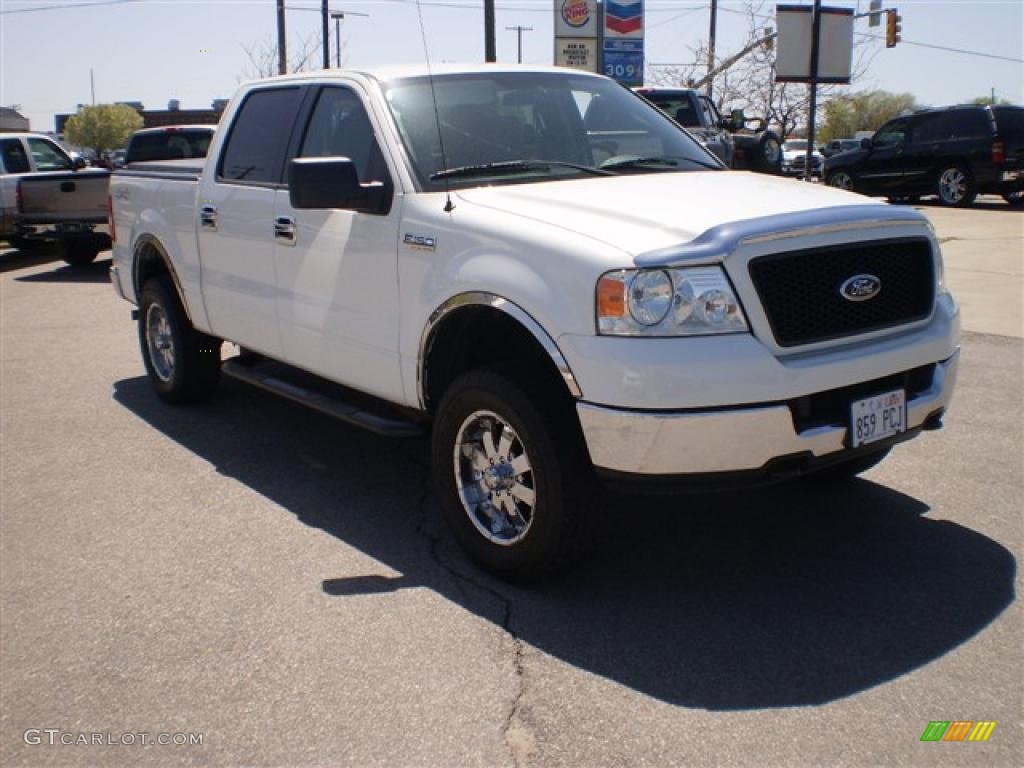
[0,106,30,132]
[55,99,227,134]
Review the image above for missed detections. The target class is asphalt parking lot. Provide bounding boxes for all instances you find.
[1,199,1021,767]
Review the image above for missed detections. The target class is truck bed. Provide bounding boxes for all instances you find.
[17,169,110,225]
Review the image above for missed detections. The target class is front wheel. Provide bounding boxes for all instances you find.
[827,170,856,192]
[753,133,782,172]
[936,164,976,207]
[431,369,593,580]
[138,275,222,403]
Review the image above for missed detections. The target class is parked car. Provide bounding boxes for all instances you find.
[825,104,1024,206]
[108,149,127,168]
[112,65,959,579]
[822,138,861,158]
[781,139,823,176]
[0,132,110,264]
[634,88,783,174]
[125,125,215,164]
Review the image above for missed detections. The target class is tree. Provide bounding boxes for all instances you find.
[818,90,917,143]
[64,104,143,155]
[240,32,323,81]
[970,95,1010,106]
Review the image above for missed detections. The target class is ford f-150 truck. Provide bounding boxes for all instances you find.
[1,132,111,265]
[110,65,959,578]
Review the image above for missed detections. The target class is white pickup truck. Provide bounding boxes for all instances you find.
[110,65,960,578]
[1,133,111,265]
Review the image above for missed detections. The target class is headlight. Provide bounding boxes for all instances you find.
[597,266,748,336]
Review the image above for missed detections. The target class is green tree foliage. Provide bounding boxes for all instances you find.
[64,104,143,154]
[819,90,918,143]
[970,95,1010,106]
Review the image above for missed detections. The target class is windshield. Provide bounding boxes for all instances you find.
[383,72,719,190]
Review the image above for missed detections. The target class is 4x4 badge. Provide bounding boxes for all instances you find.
[839,274,882,302]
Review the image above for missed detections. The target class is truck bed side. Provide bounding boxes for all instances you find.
[110,160,210,331]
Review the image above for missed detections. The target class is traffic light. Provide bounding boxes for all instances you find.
[886,9,902,48]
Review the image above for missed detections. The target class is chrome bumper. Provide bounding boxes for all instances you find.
[578,350,959,475]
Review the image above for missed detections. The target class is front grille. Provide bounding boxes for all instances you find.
[749,238,935,347]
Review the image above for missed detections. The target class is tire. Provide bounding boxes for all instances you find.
[9,236,48,253]
[807,447,891,483]
[827,170,857,192]
[753,132,782,172]
[1003,191,1024,207]
[431,368,594,580]
[935,164,976,207]
[61,240,100,267]
[138,275,222,403]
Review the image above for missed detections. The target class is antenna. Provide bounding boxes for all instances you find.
[414,0,454,213]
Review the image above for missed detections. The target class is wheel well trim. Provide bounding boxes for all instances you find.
[132,234,192,323]
[417,292,583,409]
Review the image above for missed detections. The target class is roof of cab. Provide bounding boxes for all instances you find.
[238,63,604,89]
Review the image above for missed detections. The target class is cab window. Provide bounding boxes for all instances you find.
[298,87,389,184]
[26,138,73,171]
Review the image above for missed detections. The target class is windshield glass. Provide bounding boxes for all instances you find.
[383,72,719,190]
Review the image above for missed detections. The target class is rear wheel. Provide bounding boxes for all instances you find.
[807,447,892,483]
[138,275,221,403]
[753,133,782,172]
[935,164,976,207]
[431,368,593,580]
[827,170,856,192]
[61,240,100,267]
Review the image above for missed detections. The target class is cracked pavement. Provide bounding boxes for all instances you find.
[1,207,1021,767]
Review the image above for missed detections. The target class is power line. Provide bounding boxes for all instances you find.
[856,32,1023,63]
[0,0,143,14]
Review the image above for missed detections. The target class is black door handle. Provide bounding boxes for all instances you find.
[60,181,76,192]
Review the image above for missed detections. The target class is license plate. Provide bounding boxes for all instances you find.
[850,388,906,448]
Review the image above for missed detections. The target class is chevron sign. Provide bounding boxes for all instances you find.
[605,0,643,36]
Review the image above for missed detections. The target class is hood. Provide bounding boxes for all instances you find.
[455,171,879,257]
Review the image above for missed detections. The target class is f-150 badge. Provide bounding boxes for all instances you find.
[403,233,436,251]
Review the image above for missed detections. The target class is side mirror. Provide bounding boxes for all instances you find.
[288,157,391,214]
[73,156,87,170]
[860,138,872,149]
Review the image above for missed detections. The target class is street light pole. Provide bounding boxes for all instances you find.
[505,25,533,64]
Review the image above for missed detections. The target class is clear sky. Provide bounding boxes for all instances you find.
[1,0,1021,134]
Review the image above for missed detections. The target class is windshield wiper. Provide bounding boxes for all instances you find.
[600,155,722,172]
[431,159,610,181]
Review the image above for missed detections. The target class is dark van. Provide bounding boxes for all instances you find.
[824,104,1024,207]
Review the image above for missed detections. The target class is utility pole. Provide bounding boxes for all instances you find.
[484,0,496,62]
[276,0,287,74]
[505,25,533,64]
[321,0,330,69]
[90,68,95,105]
[707,0,718,100]
[804,0,822,181]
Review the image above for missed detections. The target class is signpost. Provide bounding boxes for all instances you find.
[553,0,644,85]
[603,0,644,86]
[554,0,599,73]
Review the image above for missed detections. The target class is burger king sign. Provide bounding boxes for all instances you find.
[555,0,597,36]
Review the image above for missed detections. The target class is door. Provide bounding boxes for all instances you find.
[901,112,949,194]
[858,117,912,195]
[197,86,306,357]
[271,84,404,403]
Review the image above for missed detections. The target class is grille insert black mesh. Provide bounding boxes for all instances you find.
[749,238,935,347]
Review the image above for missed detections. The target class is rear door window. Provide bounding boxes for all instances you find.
[218,87,304,184]
[1,139,31,174]
[946,110,990,139]
[913,113,950,143]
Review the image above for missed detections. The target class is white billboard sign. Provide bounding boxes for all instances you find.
[555,0,598,38]
[776,4,854,83]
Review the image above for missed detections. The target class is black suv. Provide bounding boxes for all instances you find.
[824,104,1023,207]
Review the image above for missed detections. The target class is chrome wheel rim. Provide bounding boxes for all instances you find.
[829,171,853,190]
[763,138,781,165]
[939,168,966,202]
[453,410,536,546]
[145,303,175,382]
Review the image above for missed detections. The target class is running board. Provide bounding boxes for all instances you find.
[222,358,425,438]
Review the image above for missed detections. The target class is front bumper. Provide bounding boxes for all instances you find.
[577,349,958,477]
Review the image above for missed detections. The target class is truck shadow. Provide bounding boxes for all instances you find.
[14,255,112,283]
[112,376,1016,711]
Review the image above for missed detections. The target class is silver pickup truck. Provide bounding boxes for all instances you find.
[1,133,111,266]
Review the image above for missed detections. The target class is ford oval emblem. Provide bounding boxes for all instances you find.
[839,274,882,302]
